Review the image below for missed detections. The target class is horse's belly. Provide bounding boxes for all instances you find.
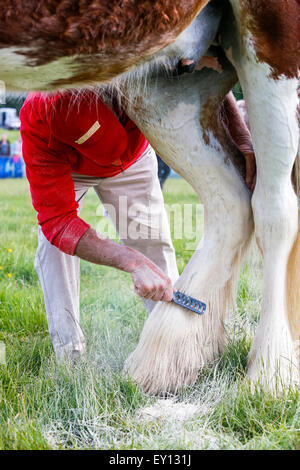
[0,47,78,91]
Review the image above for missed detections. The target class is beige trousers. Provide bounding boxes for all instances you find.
[35,146,178,360]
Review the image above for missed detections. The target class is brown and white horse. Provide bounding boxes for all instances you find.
[1,0,299,393]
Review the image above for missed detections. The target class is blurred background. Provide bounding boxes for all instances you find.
[0,96,25,179]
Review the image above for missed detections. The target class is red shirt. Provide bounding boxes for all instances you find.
[20,91,148,255]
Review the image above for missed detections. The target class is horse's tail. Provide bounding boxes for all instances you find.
[287,144,300,348]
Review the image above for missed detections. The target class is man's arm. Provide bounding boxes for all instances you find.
[75,228,174,302]
[222,91,256,191]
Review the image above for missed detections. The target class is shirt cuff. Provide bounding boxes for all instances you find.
[56,217,90,255]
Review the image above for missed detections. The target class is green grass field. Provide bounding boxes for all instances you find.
[0,178,299,450]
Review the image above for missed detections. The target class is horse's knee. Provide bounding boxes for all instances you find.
[209,171,253,245]
[252,184,298,255]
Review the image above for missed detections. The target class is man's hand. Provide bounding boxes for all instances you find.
[129,259,174,302]
[222,92,257,192]
[75,228,174,303]
[244,149,256,192]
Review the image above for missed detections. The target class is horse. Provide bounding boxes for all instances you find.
[122,0,300,394]
[1,0,299,393]
[122,1,300,393]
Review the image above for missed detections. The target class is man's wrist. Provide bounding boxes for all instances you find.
[120,246,144,274]
[75,228,148,274]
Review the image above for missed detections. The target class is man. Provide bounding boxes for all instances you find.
[157,155,171,189]
[20,89,255,362]
[0,133,11,157]
[20,90,179,361]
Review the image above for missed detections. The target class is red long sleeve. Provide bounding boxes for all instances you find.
[20,97,90,255]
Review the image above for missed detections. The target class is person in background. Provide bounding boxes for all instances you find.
[0,133,11,157]
[12,136,22,164]
[157,155,171,189]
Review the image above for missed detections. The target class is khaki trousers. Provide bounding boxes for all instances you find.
[35,146,178,360]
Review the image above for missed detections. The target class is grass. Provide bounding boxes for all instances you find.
[0,178,299,450]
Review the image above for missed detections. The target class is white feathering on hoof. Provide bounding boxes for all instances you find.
[124,283,235,395]
[124,229,252,395]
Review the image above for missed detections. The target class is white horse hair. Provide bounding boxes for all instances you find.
[122,61,254,394]
[122,0,300,394]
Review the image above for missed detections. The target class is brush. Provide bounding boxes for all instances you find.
[172,291,206,315]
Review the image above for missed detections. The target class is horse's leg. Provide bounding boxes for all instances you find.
[122,65,253,394]
[225,2,300,390]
